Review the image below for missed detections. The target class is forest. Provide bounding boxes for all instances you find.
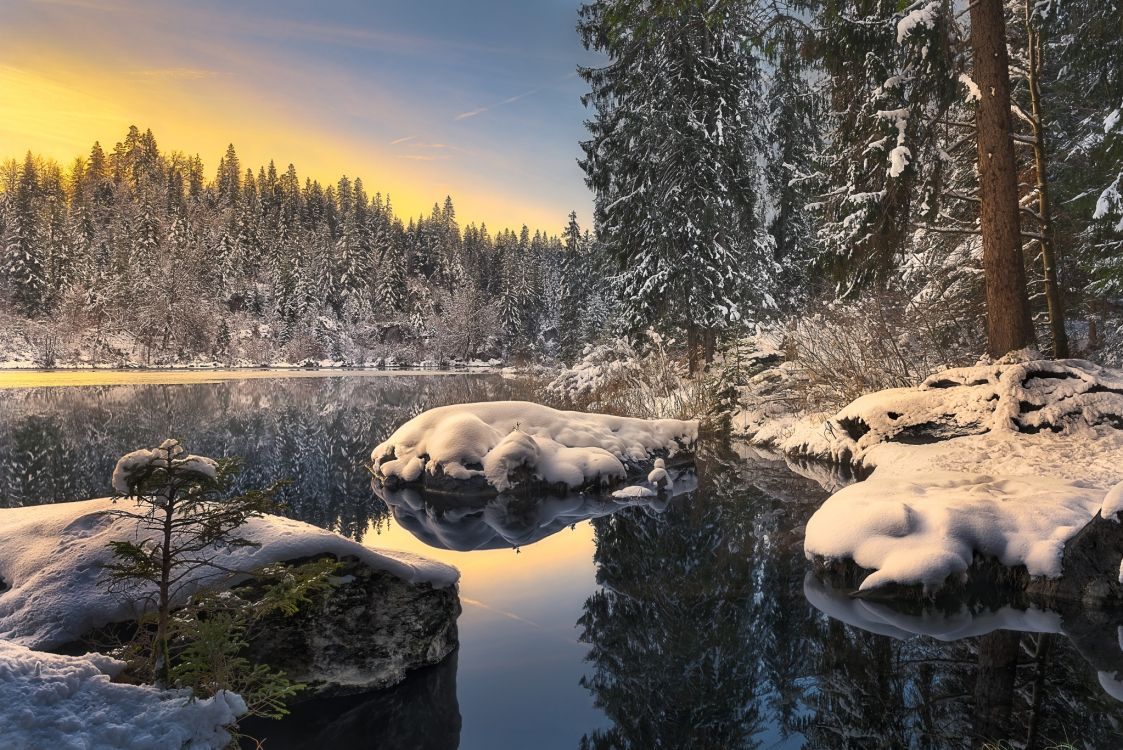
[1,0,1121,382]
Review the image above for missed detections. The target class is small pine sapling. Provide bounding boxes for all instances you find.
[102,439,281,686]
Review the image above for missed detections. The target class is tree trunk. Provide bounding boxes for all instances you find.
[1024,0,1069,358]
[970,0,1036,358]
[972,630,1022,747]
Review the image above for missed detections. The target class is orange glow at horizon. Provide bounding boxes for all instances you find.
[0,4,586,235]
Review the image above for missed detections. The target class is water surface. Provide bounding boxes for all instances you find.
[2,373,1121,749]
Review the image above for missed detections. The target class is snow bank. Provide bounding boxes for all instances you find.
[371,401,697,494]
[784,357,1123,466]
[806,473,1105,591]
[0,639,244,750]
[0,498,458,649]
[799,358,1123,592]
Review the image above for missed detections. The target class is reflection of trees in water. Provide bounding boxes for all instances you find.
[0,375,515,540]
[581,446,1123,749]
[578,446,771,750]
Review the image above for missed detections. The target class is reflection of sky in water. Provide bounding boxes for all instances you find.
[368,515,609,748]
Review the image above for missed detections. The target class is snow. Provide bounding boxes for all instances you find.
[371,401,697,493]
[958,73,982,102]
[0,639,245,750]
[896,2,940,44]
[111,439,218,495]
[798,358,1123,591]
[0,498,458,650]
[612,485,657,499]
[806,473,1104,591]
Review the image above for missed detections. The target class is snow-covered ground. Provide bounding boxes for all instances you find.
[0,640,245,750]
[0,498,458,650]
[746,356,1123,593]
[371,400,697,494]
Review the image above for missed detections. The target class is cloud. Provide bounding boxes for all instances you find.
[454,79,561,123]
[396,153,451,162]
[454,107,489,121]
[131,67,219,80]
[389,135,416,145]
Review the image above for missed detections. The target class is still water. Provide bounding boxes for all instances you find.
[1,373,1122,749]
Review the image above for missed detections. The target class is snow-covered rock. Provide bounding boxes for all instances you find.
[806,473,1105,592]
[370,401,697,495]
[0,498,457,650]
[782,357,1123,467]
[0,639,246,750]
[795,358,1123,598]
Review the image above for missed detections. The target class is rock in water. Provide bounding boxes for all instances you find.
[371,400,697,496]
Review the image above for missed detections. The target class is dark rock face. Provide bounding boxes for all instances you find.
[240,651,462,749]
[243,555,461,700]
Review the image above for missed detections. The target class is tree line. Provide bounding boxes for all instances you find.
[0,127,611,365]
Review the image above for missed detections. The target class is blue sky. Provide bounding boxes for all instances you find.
[0,0,601,232]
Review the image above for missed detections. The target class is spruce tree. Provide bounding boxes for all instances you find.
[579,0,770,369]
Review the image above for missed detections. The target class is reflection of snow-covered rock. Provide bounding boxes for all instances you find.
[805,575,1123,703]
[0,639,246,750]
[0,499,460,697]
[372,471,697,551]
[371,401,697,496]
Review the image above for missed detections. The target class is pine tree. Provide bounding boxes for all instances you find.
[579,0,770,369]
[3,153,47,316]
[559,211,586,363]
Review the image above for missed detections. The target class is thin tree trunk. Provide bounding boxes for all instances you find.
[970,0,1036,358]
[1024,0,1068,358]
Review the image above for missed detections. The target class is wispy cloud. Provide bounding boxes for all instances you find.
[389,135,416,145]
[455,77,567,122]
[454,106,489,122]
[131,67,219,80]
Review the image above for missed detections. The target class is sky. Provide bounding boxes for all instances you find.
[0,0,600,232]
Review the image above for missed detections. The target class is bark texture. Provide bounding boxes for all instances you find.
[970,0,1036,358]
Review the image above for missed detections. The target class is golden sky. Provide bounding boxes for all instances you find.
[0,0,595,232]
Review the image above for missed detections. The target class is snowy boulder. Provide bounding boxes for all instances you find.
[370,401,697,496]
[0,639,246,750]
[0,499,460,697]
[782,358,1123,467]
[805,472,1106,592]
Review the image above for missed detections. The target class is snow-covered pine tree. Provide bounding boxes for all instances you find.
[812,1,959,296]
[578,0,771,369]
[765,22,822,311]
[3,153,47,317]
[558,211,586,363]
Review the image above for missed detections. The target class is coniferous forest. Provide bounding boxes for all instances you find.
[0,129,611,366]
[2,1,1121,373]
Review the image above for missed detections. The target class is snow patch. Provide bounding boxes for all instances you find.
[0,639,244,750]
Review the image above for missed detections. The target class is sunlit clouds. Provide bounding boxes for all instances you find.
[0,0,597,231]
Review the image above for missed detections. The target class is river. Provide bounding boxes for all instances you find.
[1,372,1120,748]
